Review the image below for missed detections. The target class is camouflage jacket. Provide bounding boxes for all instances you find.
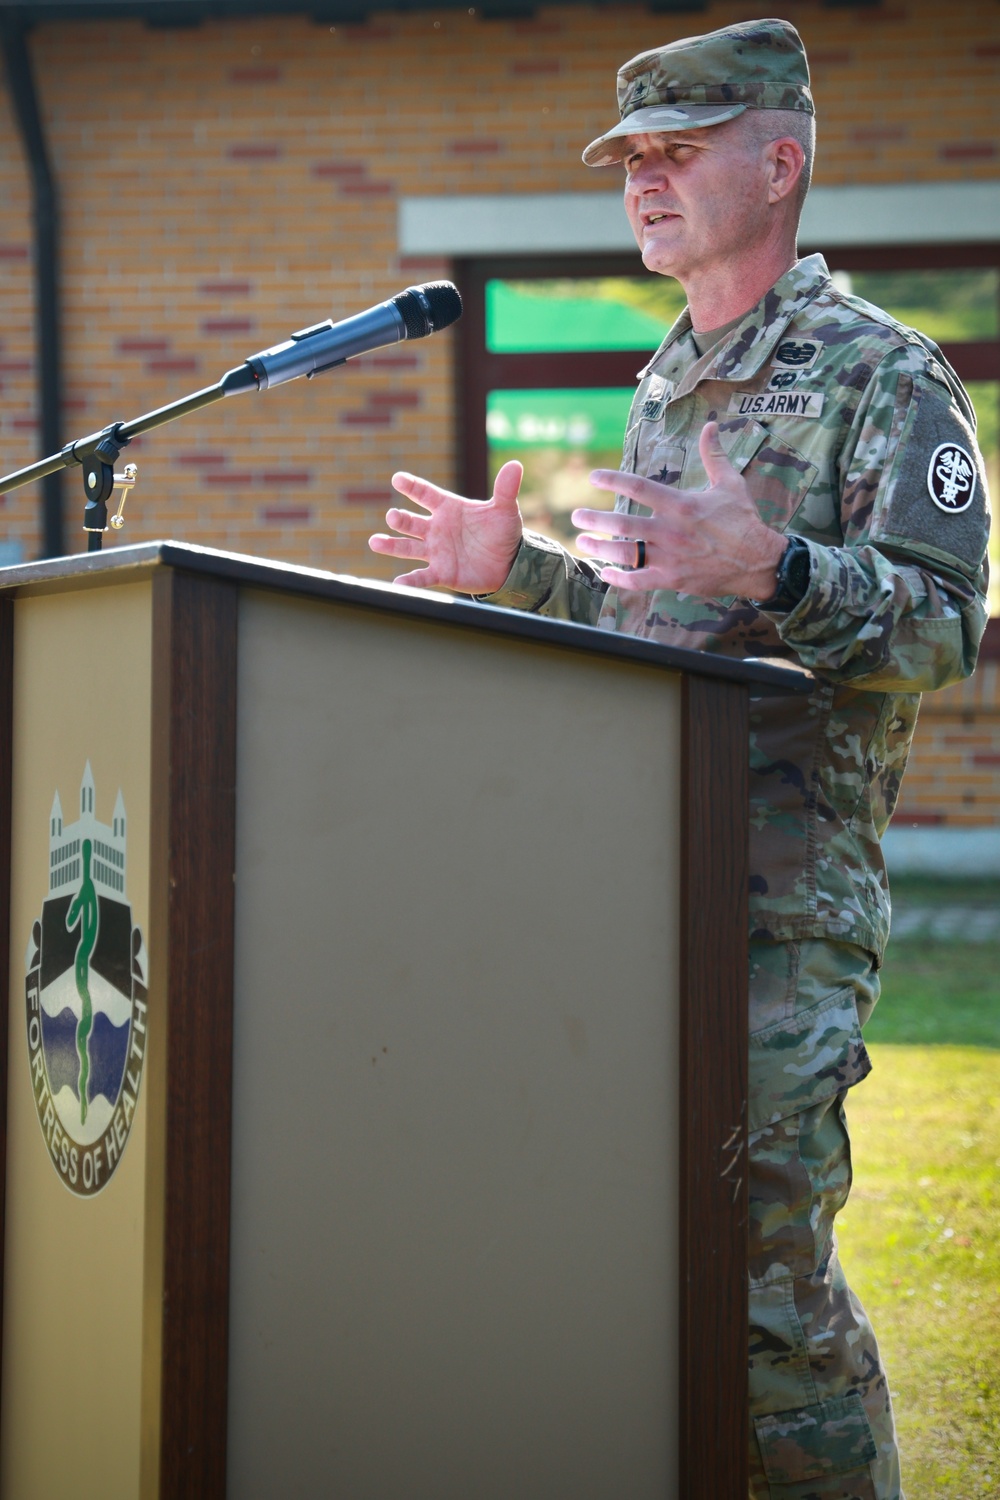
[484,255,990,961]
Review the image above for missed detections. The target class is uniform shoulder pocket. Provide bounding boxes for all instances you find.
[719,417,768,473]
[721,418,819,531]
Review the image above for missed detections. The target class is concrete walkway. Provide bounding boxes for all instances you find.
[889,904,1000,943]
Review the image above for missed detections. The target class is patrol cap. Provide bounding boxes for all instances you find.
[582,18,814,167]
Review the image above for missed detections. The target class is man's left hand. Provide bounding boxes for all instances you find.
[572,420,788,599]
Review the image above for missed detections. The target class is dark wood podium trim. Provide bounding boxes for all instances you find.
[0,540,812,700]
[150,569,238,1498]
[679,673,750,1499]
[0,595,12,1400]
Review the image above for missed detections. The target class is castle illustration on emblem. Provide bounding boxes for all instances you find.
[25,762,148,1196]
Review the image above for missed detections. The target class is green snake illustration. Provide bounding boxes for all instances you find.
[66,839,99,1125]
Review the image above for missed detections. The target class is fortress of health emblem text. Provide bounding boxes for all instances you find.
[25,762,148,1196]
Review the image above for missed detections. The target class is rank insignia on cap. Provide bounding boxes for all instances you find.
[771,339,821,370]
[927,442,976,513]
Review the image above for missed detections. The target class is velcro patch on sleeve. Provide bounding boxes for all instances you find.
[869,375,988,575]
[728,391,825,419]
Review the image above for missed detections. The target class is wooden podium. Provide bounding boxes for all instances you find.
[0,544,806,1499]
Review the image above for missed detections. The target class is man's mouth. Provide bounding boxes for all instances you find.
[644,211,678,226]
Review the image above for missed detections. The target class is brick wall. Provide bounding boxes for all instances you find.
[0,0,997,574]
[894,619,1000,831]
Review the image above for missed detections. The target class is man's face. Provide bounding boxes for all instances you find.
[622,119,773,286]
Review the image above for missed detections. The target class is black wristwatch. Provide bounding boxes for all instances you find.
[755,535,812,612]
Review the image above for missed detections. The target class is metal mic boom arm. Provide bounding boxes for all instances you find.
[0,279,462,554]
[0,360,258,552]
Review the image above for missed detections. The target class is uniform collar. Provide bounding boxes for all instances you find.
[639,253,832,395]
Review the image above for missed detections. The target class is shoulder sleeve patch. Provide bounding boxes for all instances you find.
[869,376,989,576]
[926,443,976,513]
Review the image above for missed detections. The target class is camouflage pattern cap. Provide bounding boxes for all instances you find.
[583,17,814,167]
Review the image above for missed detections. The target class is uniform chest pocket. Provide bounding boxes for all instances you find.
[723,418,819,532]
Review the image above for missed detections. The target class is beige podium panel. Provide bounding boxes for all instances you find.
[0,544,807,1499]
[228,587,681,1498]
[1,581,157,1500]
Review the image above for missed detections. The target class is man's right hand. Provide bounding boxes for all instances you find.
[368,460,525,594]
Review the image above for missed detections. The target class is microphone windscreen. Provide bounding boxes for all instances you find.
[392,281,463,339]
[422,281,463,331]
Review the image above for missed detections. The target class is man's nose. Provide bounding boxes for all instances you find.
[630,159,670,193]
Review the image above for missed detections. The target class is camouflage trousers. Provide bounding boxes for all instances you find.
[748,939,903,1500]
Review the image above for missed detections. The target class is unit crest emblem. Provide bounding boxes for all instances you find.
[24,763,148,1196]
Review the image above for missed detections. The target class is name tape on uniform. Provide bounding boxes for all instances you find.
[639,374,672,421]
[728,391,825,420]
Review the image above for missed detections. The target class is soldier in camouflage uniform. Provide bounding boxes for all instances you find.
[370,19,990,1499]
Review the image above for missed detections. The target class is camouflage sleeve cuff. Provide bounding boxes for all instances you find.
[769,538,898,643]
[475,530,608,625]
[769,537,914,652]
[473,531,562,611]
[758,540,821,621]
[767,537,984,690]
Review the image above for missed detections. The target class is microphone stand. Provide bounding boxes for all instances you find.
[0,361,257,552]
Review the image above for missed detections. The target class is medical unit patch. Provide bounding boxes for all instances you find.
[927,442,976,514]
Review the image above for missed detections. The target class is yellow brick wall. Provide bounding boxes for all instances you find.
[0,0,997,575]
[893,639,1000,829]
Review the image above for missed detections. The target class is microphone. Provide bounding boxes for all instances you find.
[224,281,463,393]
[0,281,463,510]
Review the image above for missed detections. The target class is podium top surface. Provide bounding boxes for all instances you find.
[0,540,812,696]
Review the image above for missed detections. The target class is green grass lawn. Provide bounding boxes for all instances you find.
[836,880,1000,1498]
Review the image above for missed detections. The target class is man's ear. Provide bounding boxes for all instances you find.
[766,137,805,205]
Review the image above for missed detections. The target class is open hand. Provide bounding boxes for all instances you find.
[369,461,525,593]
[572,422,787,600]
